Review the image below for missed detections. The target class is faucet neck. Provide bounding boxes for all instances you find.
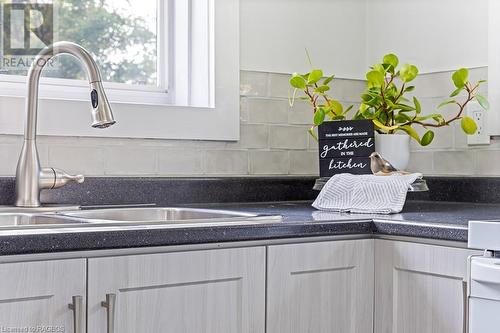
[24,42,103,141]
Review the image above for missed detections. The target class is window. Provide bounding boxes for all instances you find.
[2,0,158,87]
[0,0,238,140]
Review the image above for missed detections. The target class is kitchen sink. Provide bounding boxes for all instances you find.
[57,207,282,226]
[0,213,88,228]
[0,207,281,231]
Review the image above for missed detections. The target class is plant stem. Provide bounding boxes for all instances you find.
[402,86,474,128]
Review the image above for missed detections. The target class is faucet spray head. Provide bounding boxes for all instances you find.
[90,81,116,129]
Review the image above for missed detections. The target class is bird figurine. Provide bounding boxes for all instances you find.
[369,152,405,175]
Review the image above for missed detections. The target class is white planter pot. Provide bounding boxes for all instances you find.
[375,134,411,170]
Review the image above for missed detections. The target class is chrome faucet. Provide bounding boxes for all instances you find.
[15,41,116,207]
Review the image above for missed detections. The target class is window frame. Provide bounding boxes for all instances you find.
[0,0,240,141]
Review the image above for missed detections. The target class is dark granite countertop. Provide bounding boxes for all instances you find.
[0,200,498,256]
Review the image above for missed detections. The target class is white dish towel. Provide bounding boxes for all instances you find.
[312,173,422,214]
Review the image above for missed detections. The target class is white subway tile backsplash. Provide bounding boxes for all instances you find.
[453,122,469,149]
[240,71,269,96]
[308,129,320,151]
[240,98,250,123]
[226,124,269,149]
[432,151,475,175]
[476,150,500,176]
[204,150,249,175]
[268,73,291,98]
[0,69,492,177]
[48,146,105,176]
[249,151,289,175]
[329,79,366,102]
[407,151,434,174]
[288,101,313,125]
[0,144,23,176]
[269,125,308,150]
[104,147,157,175]
[410,124,453,151]
[289,151,319,175]
[246,98,289,124]
[158,149,203,175]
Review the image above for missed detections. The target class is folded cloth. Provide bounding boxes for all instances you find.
[312,173,422,214]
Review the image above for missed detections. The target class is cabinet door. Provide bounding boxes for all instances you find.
[374,240,480,333]
[0,259,86,333]
[87,247,265,333]
[267,239,374,333]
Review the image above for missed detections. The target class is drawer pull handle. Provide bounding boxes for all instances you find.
[101,293,117,333]
[462,279,469,333]
[68,295,84,333]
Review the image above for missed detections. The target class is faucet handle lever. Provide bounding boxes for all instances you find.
[61,172,85,184]
[40,168,85,189]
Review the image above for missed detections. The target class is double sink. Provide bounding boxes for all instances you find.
[0,207,282,231]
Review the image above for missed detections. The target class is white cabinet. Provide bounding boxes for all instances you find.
[266,239,375,333]
[87,247,265,333]
[374,240,480,333]
[0,259,86,333]
[0,238,480,333]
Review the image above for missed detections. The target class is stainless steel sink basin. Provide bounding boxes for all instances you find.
[58,207,281,226]
[0,207,281,233]
[0,213,88,228]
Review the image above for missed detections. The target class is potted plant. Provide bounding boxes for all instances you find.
[289,53,489,170]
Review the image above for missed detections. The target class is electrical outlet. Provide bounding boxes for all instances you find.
[467,101,490,145]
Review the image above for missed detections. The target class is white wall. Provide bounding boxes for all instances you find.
[240,0,367,78]
[365,0,488,73]
[240,0,488,77]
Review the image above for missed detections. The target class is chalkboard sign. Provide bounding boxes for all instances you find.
[318,120,375,177]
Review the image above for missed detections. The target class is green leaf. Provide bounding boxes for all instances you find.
[432,114,445,125]
[381,63,395,74]
[395,112,412,123]
[395,104,416,111]
[328,100,343,116]
[413,97,422,114]
[366,70,385,87]
[373,63,386,74]
[383,53,399,68]
[398,125,421,143]
[450,87,464,97]
[438,99,456,109]
[308,127,318,141]
[399,64,419,83]
[404,86,415,92]
[452,68,469,89]
[290,74,306,89]
[421,130,435,146]
[308,69,323,84]
[361,93,376,104]
[414,113,445,123]
[323,75,335,85]
[314,85,330,94]
[372,119,399,132]
[461,116,477,134]
[475,94,490,110]
[313,108,326,126]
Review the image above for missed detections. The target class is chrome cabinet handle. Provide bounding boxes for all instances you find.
[101,293,117,333]
[462,279,469,333]
[68,295,84,333]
